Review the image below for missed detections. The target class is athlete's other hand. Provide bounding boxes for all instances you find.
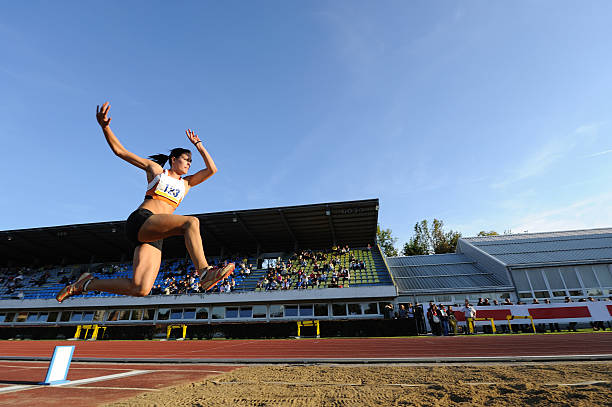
[186,129,201,145]
[96,102,112,128]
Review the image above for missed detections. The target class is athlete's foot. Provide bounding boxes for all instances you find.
[56,272,95,303]
[199,263,235,291]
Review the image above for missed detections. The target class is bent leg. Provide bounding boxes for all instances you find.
[137,213,209,271]
[87,244,161,296]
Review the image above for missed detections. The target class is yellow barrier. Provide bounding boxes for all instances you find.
[74,324,106,340]
[167,324,187,340]
[297,320,320,338]
[471,317,496,334]
[506,315,536,333]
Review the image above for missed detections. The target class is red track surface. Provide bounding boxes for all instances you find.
[1,333,611,360]
[0,333,610,406]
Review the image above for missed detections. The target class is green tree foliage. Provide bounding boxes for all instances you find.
[402,220,430,255]
[477,230,499,236]
[402,219,462,255]
[377,224,398,257]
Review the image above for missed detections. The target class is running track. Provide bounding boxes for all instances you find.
[0,333,610,406]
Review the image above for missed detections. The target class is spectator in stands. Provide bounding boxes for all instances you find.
[462,300,477,334]
[383,303,394,319]
[503,298,513,305]
[493,299,500,306]
[447,305,457,335]
[56,105,235,303]
[427,304,441,336]
[438,304,449,336]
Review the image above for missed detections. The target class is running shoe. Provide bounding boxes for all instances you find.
[56,272,95,303]
[199,263,235,291]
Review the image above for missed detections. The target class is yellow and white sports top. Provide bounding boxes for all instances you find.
[145,170,187,209]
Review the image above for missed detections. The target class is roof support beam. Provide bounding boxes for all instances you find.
[45,229,98,262]
[278,209,298,250]
[326,205,337,246]
[233,212,261,249]
[198,217,231,254]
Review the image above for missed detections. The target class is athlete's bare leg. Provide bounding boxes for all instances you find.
[138,214,210,271]
[87,243,162,296]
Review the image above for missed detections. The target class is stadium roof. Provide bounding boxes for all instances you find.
[386,253,512,294]
[460,228,612,267]
[0,199,379,267]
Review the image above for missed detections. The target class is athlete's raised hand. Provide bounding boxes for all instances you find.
[96,102,112,128]
[185,129,201,146]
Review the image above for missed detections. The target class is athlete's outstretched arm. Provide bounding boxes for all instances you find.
[96,102,159,173]
[184,129,218,187]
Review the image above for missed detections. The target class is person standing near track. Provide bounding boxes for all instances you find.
[56,102,234,302]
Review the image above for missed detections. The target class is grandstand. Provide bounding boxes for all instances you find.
[1,200,611,339]
[0,199,397,339]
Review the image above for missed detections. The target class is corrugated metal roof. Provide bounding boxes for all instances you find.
[387,254,510,293]
[460,228,612,266]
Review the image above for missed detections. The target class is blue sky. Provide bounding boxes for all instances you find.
[1,1,611,249]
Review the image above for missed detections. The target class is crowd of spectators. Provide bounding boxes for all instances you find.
[255,246,369,291]
[383,295,612,336]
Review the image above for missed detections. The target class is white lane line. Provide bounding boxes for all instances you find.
[0,370,152,394]
[545,380,610,387]
[72,386,160,391]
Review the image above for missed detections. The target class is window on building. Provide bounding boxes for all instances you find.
[130,309,143,320]
[348,304,361,315]
[70,312,83,322]
[239,307,252,318]
[184,308,196,319]
[157,308,170,320]
[314,304,328,317]
[83,311,94,322]
[332,303,347,316]
[4,313,15,323]
[270,305,284,318]
[196,307,209,320]
[211,307,224,319]
[93,310,106,322]
[225,307,238,318]
[299,305,313,317]
[26,313,38,322]
[363,303,378,314]
[594,264,612,287]
[47,312,59,323]
[252,305,267,318]
[37,312,49,322]
[527,269,547,291]
[15,312,28,323]
[170,308,183,319]
[284,305,298,317]
[512,270,531,291]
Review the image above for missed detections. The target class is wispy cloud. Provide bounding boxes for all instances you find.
[510,191,612,233]
[584,149,612,158]
[491,122,603,189]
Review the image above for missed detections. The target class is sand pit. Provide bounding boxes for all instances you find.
[105,361,612,406]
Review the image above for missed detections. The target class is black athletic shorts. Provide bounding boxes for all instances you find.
[125,208,163,251]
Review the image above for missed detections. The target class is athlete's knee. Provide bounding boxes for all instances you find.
[130,283,151,297]
[182,216,200,232]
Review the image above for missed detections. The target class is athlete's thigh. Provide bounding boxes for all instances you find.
[138,213,192,242]
[132,243,162,295]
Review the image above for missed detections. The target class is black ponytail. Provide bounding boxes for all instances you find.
[148,154,170,167]
[148,148,191,168]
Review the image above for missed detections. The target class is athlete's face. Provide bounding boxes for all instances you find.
[172,153,192,174]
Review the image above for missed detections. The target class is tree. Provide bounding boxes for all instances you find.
[377,224,398,257]
[477,230,499,236]
[402,220,430,255]
[402,219,462,255]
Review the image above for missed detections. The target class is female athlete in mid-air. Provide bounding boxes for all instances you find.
[57,102,234,302]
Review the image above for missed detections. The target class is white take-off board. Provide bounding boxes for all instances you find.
[40,346,75,385]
